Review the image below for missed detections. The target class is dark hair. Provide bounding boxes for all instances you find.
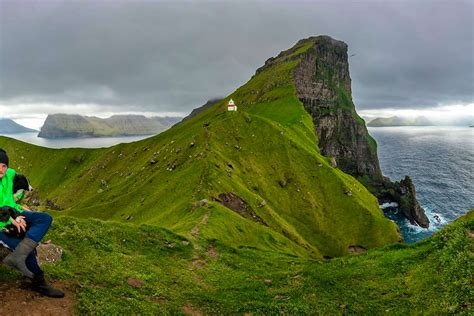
[0,148,9,166]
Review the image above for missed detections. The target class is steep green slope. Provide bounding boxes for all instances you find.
[0,36,400,258]
[1,211,471,314]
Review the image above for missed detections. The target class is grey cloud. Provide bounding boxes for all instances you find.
[0,0,472,115]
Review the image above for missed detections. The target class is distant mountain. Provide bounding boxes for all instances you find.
[176,98,222,125]
[38,114,182,138]
[368,116,433,127]
[0,118,37,134]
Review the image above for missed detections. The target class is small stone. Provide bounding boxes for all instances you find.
[195,199,209,208]
[36,243,64,266]
[127,277,144,288]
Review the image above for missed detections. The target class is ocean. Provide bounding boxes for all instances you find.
[369,126,474,243]
[2,127,473,243]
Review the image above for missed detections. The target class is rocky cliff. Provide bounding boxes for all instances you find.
[38,114,182,138]
[290,36,429,228]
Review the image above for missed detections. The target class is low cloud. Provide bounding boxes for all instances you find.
[1,0,472,126]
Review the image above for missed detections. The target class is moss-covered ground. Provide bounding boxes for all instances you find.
[1,211,471,314]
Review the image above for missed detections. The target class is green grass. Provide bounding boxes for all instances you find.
[1,211,471,314]
[0,36,471,313]
[0,37,400,259]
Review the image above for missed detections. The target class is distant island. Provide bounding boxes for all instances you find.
[38,114,182,139]
[0,118,37,134]
[368,116,433,127]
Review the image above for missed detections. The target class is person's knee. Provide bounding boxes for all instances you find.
[41,212,53,226]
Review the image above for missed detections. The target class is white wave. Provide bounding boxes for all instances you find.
[379,202,399,209]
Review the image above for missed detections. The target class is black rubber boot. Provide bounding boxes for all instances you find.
[2,237,37,278]
[31,274,65,298]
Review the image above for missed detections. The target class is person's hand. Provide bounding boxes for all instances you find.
[11,216,27,233]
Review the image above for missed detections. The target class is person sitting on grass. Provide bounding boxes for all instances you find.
[0,148,64,298]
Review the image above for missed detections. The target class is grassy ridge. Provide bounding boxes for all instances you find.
[0,38,399,258]
[1,211,471,314]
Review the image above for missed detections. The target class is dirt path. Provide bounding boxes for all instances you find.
[0,280,75,316]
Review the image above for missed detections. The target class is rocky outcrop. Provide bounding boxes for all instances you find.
[38,114,182,138]
[291,36,429,228]
[293,36,383,181]
[214,192,268,226]
[0,241,63,266]
[397,176,429,227]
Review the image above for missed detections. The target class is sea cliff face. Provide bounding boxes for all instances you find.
[38,114,182,138]
[291,36,429,228]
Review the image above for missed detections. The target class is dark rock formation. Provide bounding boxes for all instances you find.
[293,36,383,182]
[291,36,429,228]
[397,176,430,227]
[214,192,268,226]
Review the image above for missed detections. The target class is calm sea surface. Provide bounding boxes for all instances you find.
[3,127,473,243]
[369,126,474,243]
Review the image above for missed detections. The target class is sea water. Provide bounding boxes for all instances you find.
[369,126,474,243]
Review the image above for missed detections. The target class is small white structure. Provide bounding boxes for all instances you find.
[227,99,237,111]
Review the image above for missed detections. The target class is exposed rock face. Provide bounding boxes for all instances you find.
[294,36,382,181]
[214,192,268,226]
[398,176,430,228]
[292,36,429,228]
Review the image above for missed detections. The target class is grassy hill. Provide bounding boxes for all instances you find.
[0,37,400,259]
[1,210,472,314]
[0,35,471,314]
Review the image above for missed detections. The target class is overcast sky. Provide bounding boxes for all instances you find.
[1,0,473,128]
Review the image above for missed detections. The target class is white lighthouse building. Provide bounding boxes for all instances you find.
[227,99,237,111]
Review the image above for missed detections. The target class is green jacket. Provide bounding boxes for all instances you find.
[0,168,23,230]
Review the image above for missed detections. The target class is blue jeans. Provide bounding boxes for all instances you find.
[0,211,53,276]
